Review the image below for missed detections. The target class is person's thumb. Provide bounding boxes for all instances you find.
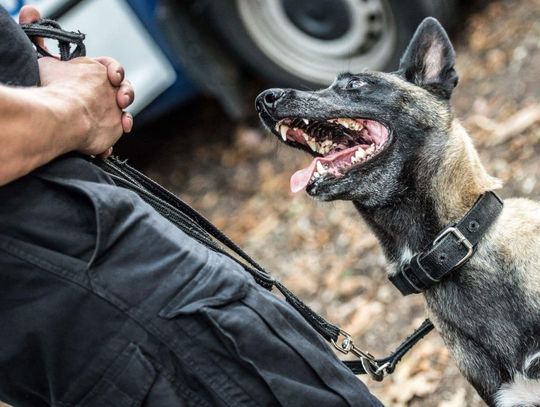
[19,6,46,50]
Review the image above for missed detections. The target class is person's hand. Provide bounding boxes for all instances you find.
[38,57,133,157]
[19,5,134,158]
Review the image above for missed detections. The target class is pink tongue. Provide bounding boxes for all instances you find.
[290,146,364,193]
[290,160,317,193]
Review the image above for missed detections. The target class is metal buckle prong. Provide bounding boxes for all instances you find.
[432,226,474,268]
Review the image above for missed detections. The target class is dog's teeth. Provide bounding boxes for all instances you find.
[316,161,326,174]
[307,139,318,152]
[351,156,358,164]
[355,149,366,159]
[336,118,350,129]
[366,145,375,154]
[280,125,289,141]
[336,118,361,130]
[313,172,321,178]
[320,143,330,154]
[302,119,309,125]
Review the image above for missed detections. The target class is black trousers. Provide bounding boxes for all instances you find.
[0,156,383,406]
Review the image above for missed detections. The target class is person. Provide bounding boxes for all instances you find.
[0,5,383,406]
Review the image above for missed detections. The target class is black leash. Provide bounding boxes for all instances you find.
[96,156,434,381]
[20,19,85,61]
[21,20,434,382]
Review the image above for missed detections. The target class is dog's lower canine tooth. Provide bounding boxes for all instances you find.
[303,119,309,125]
[355,149,366,159]
[316,161,326,174]
[280,126,289,141]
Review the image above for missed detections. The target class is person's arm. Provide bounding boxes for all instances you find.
[0,57,133,186]
[0,5,135,186]
[0,84,82,185]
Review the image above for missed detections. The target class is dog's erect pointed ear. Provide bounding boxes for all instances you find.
[398,17,458,99]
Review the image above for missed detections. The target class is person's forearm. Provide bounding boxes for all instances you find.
[0,84,86,185]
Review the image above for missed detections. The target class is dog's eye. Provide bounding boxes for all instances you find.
[346,79,366,90]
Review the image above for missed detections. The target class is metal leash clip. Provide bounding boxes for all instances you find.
[331,329,390,382]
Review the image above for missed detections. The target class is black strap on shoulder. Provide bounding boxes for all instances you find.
[390,191,503,296]
[20,19,434,381]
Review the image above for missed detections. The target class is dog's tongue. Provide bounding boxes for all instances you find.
[291,160,317,193]
[290,147,363,193]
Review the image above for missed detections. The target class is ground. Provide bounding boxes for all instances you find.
[129,0,539,406]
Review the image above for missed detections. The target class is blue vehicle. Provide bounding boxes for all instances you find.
[4,0,456,122]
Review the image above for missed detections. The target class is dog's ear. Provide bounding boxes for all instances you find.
[398,17,458,99]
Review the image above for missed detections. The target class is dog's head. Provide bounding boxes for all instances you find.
[256,17,459,207]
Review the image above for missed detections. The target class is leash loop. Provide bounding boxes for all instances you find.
[20,19,86,61]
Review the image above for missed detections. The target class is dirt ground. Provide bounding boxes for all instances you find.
[125,0,540,405]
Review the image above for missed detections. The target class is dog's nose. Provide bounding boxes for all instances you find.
[255,89,285,113]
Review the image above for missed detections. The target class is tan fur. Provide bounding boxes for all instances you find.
[433,120,502,224]
[489,198,540,299]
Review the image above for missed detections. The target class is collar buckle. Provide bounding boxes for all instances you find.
[432,226,474,268]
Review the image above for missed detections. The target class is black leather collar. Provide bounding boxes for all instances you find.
[389,191,504,296]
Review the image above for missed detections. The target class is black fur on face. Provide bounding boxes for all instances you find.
[256,17,459,208]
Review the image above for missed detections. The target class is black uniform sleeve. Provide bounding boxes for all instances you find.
[0,5,39,87]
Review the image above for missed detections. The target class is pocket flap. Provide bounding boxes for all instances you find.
[158,256,249,318]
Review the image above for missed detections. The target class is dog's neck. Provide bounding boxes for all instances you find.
[354,120,501,265]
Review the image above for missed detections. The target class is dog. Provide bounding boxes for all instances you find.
[255,17,540,407]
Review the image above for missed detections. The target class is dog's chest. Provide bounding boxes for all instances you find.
[423,264,540,403]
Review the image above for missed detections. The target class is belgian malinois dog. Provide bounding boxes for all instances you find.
[256,17,540,407]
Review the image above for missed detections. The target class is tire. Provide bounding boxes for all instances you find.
[206,0,455,88]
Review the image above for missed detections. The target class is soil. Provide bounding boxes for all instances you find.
[122,0,540,405]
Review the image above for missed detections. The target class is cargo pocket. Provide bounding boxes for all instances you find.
[160,277,371,407]
[157,258,270,406]
[77,343,157,407]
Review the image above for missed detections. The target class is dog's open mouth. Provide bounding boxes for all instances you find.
[274,118,390,192]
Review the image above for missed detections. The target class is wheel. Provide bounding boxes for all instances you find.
[206,0,454,87]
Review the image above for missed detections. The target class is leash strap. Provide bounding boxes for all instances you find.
[390,192,503,295]
[21,19,434,381]
[98,157,434,381]
[20,19,85,61]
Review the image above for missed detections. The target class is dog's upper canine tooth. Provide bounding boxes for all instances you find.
[302,119,309,125]
[307,139,318,152]
[280,125,289,141]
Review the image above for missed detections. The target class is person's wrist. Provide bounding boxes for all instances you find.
[37,84,92,154]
